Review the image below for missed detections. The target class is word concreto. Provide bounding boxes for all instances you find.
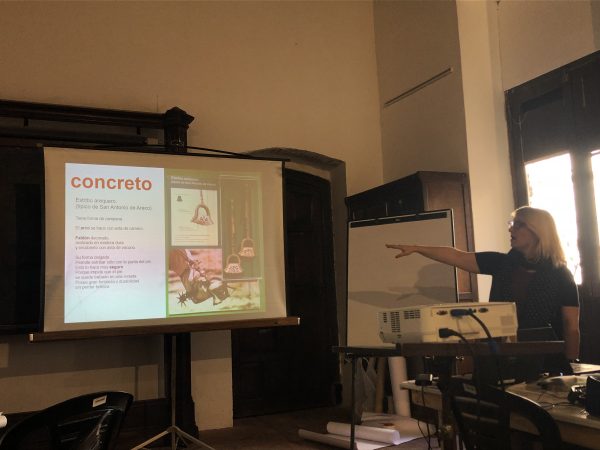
[70,176,152,191]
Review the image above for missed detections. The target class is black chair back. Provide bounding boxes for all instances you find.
[0,391,133,450]
[449,377,563,450]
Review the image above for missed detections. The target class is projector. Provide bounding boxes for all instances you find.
[378,302,518,344]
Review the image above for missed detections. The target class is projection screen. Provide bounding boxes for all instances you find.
[43,147,286,332]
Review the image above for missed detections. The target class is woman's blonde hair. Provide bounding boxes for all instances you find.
[512,206,566,267]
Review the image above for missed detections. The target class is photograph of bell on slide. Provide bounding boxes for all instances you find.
[166,172,264,317]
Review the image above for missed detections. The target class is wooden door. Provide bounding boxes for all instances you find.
[231,169,339,417]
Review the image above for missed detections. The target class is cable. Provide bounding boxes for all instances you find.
[415,386,434,450]
[449,309,494,344]
[90,143,287,161]
[450,309,505,391]
[186,145,256,158]
[438,327,484,445]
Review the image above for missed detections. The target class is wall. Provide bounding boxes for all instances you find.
[455,0,513,299]
[0,1,382,430]
[497,0,597,89]
[0,1,382,196]
[374,0,502,296]
[373,0,469,181]
[190,331,232,430]
[373,0,600,300]
[491,0,600,288]
[0,334,163,411]
[593,0,600,50]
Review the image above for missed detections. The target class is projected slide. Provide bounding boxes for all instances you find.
[65,164,166,322]
[61,160,266,325]
[44,147,285,332]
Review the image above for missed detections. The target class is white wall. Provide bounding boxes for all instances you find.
[0,1,382,195]
[0,0,382,430]
[593,0,600,49]
[373,0,469,181]
[455,0,514,299]
[498,0,597,89]
[373,0,600,300]
[190,331,232,430]
[0,334,163,412]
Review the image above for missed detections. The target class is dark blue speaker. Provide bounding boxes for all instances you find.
[585,375,600,416]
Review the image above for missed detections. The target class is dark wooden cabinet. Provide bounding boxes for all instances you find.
[345,171,477,300]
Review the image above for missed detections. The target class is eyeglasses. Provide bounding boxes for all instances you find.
[507,220,527,230]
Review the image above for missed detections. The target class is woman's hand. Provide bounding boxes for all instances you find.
[386,244,418,258]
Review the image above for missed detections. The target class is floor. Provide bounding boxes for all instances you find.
[154,407,436,450]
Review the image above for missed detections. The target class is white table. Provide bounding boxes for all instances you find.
[401,378,600,450]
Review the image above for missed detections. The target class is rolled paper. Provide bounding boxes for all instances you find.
[326,421,401,445]
[298,429,358,449]
[388,356,410,416]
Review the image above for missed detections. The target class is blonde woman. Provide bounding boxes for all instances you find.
[386,206,580,360]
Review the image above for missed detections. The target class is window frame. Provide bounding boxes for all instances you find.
[506,50,600,294]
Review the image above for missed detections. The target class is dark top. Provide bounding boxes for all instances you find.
[475,249,579,339]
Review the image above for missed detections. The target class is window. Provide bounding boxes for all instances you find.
[525,154,580,283]
[506,50,600,290]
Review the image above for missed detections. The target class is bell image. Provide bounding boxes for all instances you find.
[190,190,214,225]
[224,254,243,274]
[239,237,255,258]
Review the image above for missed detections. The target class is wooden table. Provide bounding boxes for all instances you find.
[334,341,565,450]
[403,377,600,450]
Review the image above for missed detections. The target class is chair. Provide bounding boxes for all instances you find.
[448,377,563,450]
[0,391,133,450]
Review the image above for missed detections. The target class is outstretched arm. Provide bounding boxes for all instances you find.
[385,244,481,274]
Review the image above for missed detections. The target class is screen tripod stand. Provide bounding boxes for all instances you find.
[132,334,215,450]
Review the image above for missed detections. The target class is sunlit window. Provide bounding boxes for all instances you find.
[525,153,581,283]
[589,151,600,280]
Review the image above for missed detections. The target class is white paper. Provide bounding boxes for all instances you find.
[361,412,424,443]
[388,356,410,416]
[298,429,359,449]
[299,417,422,450]
[326,422,401,445]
